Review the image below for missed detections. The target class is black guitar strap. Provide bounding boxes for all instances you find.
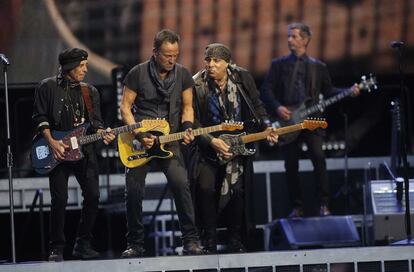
[306,60,317,100]
[236,82,262,123]
[228,68,261,124]
[288,59,300,95]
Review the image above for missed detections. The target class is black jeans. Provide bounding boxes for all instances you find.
[196,160,244,242]
[281,131,329,209]
[124,144,198,247]
[48,146,100,249]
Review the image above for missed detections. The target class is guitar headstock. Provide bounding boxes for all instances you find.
[220,120,244,131]
[359,74,378,92]
[303,119,328,130]
[141,119,169,129]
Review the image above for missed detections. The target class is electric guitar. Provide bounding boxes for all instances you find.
[118,121,244,168]
[273,74,377,145]
[217,119,328,164]
[31,119,165,174]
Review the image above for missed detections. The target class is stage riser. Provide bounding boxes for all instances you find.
[0,246,412,272]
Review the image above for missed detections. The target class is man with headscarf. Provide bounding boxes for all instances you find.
[191,43,278,253]
[32,48,115,261]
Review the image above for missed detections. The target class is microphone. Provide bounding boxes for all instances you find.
[0,53,10,65]
[390,41,404,49]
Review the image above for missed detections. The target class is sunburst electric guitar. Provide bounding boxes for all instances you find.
[118,120,244,168]
[31,119,165,174]
[218,119,328,164]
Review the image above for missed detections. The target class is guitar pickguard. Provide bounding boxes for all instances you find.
[118,120,172,168]
[218,133,256,164]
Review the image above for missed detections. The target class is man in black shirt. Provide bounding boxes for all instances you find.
[260,23,359,217]
[32,48,115,261]
[120,29,202,257]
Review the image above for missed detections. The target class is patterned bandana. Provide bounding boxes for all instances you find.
[204,43,232,63]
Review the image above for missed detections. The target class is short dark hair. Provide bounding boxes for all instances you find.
[153,29,180,52]
[288,22,312,39]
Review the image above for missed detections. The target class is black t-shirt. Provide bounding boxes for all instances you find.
[123,61,193,120]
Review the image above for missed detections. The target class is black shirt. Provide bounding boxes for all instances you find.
[60,84,85,130]
[124,61,193,121]
[32,75,104,132]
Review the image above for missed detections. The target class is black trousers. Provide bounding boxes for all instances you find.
[124,144,198,247]
[195,160,244,241]
[48,146,100,249]
[281,130,329,210]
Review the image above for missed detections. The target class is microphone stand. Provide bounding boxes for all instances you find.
[391,42,413,245]
[333,108,350,214]
[343,112,349,214]
[1,55,16,262]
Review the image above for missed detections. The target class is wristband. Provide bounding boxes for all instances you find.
[181,121,193,131]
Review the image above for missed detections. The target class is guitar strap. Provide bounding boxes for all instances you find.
[306,60,317,100]
[80,83,94,114]
[228,68,261,124]
[235,82,261,123]
[288,58,300,96]
[80,83,97,128]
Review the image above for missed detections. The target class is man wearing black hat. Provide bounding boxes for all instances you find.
[32,47,115,261]
[190,43,278,253]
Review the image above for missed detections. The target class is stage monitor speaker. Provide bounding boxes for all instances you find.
[369,179,414,242]
[265,216,360,250]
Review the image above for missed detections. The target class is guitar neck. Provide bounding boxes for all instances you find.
[240,123,304,144]
[79,122,142,145]
[159,124,225,144]
[299,88,352,118]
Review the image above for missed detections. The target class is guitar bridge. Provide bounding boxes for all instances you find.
[128,153,149,161]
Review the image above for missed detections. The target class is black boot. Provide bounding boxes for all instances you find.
[72,239,99,259]
[121,244,145,258]
[48,247,64,262]
[182,240,204,255]
[203,238,217,254]
[202,228,217,254]
[227,227,245,253]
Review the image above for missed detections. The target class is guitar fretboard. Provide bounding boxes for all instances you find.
[241,123,305,144]
[159,124,225,144]
[299,88,353,118]
[79,123,142,145]
[297,75,376,119]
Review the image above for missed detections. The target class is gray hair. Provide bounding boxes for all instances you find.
[288,22,312,39]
